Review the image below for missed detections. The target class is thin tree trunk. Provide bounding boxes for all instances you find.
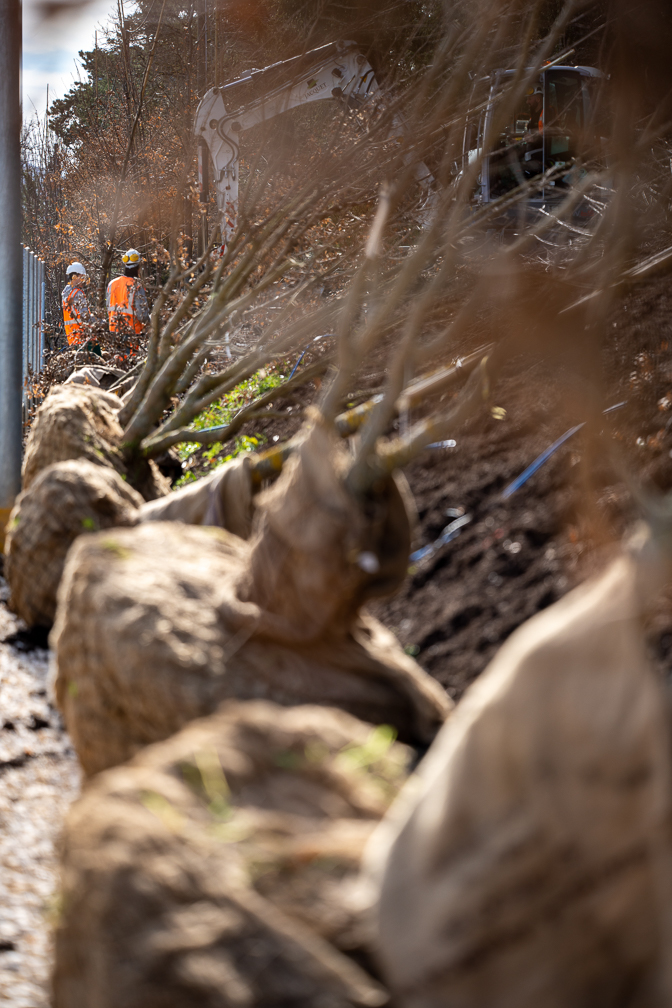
[97,0,168,306]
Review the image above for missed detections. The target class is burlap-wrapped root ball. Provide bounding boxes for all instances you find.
[53,419,451,776]
[23,383,170,501]
[5,460,143,628]
[367,528,672,1008]
[53,700,410,1008]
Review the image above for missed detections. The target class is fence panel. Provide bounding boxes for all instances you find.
[21,245,45,399]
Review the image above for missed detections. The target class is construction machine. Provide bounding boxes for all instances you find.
[195,42,604,246]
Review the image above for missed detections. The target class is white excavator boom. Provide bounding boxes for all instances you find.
[194,40,432,247]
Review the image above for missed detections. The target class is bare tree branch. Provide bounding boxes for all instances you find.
[142,357,331,456]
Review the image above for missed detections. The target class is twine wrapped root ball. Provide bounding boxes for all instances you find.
[367,529,672,1008]
[53,419,451,777]
[53,700,410,1008]
[5,460,143,628]
[22,383,170,501]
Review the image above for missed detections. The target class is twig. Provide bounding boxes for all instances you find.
[250,346,489,485]
[359,346,504,488]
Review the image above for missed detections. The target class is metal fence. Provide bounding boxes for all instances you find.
[22,245,45,389]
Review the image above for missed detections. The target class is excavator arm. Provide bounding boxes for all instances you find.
[195,40,434,247]
[195,41,382,246]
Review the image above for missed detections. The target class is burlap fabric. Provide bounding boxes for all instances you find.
[138,455,254,539]
[5,455,254,629]
[5,460,143,628]
[63,365,124,389]
[23,384,170,501]
[53,420,450,776]
[53,700,410,1008]
[368,530,672,1008]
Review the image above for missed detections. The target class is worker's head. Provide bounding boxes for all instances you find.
[66,262,87,285]
[122,248,141,277]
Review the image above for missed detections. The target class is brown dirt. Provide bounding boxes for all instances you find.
[370,272,672,701]
[0,577,80,1006]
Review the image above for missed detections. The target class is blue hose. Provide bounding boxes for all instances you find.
[289,333,334,379]
[502,423,585,500]
[501,401,627,500]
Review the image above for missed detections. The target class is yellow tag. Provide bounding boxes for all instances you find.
[0,506,13,554]
[491,406,507,420]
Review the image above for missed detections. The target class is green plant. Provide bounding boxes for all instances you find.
[173,366,285,484]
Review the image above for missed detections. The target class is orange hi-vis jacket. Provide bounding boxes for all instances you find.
[106,275,149,334]
[62,283,92,346]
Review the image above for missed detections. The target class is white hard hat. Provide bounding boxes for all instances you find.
[121,248,141,264]
[66,262,87,276]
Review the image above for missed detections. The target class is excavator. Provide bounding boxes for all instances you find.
[194,41,604,245]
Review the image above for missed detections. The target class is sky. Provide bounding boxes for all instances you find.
[22,0,117,118]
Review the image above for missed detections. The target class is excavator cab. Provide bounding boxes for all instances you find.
[466,65,604,220]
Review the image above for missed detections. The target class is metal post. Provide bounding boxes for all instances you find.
[31,252,37,372]
[0,0,23,542]
[22,247,28,391]
[29,249,34,374]
[30,254,34,372]
[25,249,30,376]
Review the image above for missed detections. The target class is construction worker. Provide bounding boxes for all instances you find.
[106,248,149,341]
[62,262,93,347]
[525,86,544,136]
[520,86,545,179]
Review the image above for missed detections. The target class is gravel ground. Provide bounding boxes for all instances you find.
[0,579,80,1006]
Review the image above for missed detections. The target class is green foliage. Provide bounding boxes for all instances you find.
[188,368,286,435]
[173,367,286,486]
[332,724,408,802]
[100,538,133,559]
[334,724,398,773]
[141,790,185,833]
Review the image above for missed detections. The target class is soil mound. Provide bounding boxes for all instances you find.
[52,420,450,776]
[53,700,409,1008]
[22,384,170,501]
[369,529,672,1007]
[5,460,143,628]
[372,274,672,702]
